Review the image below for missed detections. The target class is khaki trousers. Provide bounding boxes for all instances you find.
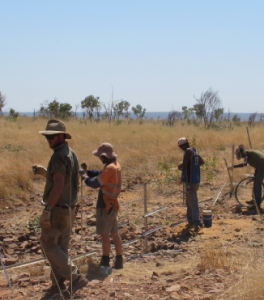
[40,206,78,285]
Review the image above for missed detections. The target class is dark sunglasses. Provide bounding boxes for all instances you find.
[45,134,59,140]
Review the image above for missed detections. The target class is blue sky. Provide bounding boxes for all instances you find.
[1,0,264,113]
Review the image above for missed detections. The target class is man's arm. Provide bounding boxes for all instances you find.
[178,149,192,170]
[229,156,248,170]
[46,172,65,208]
[32,164,47,177]
[84,176,101,189]
[199,155,204,166]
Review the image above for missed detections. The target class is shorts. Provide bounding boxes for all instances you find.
[96,208,118,235]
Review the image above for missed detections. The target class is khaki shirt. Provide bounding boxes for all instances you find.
[43,142,79,206]
[246,150,264,168]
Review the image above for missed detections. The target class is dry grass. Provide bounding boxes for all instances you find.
[219,249,264,300]
[0,115,262,209]
[198,241,243,271]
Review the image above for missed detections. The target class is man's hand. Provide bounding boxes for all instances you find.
[178,164,183,170]
[40,209,51,228]
[80,162,87,172]
[79,168,86,176]
[79,169,87,180]
[32,164,47,177]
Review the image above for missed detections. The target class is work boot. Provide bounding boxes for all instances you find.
[114,255,123,269]
[68,274,88,294]
[246,200,254,205]
[194,224,204,233]
[100,255,110,267]
[183,223,194,231]
[44,280,67,296]
[247,204,260,211]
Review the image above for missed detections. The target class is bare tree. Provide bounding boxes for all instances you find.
[167,110,182,126]
[0,92,7,115]
[248,112,257,127]
[193,88,223,128]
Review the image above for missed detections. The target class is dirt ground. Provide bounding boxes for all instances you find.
[1,180,264,300]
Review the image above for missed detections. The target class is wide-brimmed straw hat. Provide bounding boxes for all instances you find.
[235,144,245,160]
[39,119,71,139]
[93,143,117,159]
[178,137,188,146]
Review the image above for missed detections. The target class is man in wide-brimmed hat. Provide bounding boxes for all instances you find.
[229,144,264,210]
[80,143,123,269]
[32,119,88,296]
[177,137,204,232]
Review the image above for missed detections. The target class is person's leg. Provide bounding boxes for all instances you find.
[41,207,79,287]
[101,234,111,256]
[185,188,193,225]
[254,168,264,207]
[111,232,122,255]
[185,183,201,226]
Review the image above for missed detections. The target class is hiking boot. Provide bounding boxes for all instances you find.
[44,280,67,296]
[68,274,88,294]
[246,200,254,205]
[194,224,204,233]
[100,255,110,267]
[247,204,260,211]
[183,223,195,230]
[114,255,123,269]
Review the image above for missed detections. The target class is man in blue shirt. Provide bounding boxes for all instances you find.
[177,137,204,232]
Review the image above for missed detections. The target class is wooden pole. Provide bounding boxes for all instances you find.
[224,158,234,194]
[246,127,253,149]
[81,179,83,240]
[144,183,148,253]
[230,145,234,197]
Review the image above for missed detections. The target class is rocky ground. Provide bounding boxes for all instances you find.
[1,180,264,299]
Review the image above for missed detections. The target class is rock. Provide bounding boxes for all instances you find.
[156,261,164,267]
[170,293,181,300]
[87,218,96,226]
[152,271,159,277]
[19,273,30,278]
[109,291,116,297]
[166,284,181,292]
[20,241,29,249]
[18,234,29,242]
[7,243,17,249]
[5,258,18,265]
[149,243,157,252]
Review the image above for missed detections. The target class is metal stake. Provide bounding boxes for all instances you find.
[143,183,148,253]
[0,253,14,294]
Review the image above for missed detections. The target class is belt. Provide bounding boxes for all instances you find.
[55,204,75,209]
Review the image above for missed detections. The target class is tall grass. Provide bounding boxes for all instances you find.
[0,116,263,207]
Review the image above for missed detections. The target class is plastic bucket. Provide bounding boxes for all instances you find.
[203,210,213,227]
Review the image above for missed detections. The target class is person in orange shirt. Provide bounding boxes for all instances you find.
[81,143,123,269]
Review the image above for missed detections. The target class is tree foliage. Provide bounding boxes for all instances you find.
[113,100,130,120]
[182,106,194,119]
[38,99,72,119]
[81,95,101,122]
[0,92,7,115]
[132,104,146,120]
